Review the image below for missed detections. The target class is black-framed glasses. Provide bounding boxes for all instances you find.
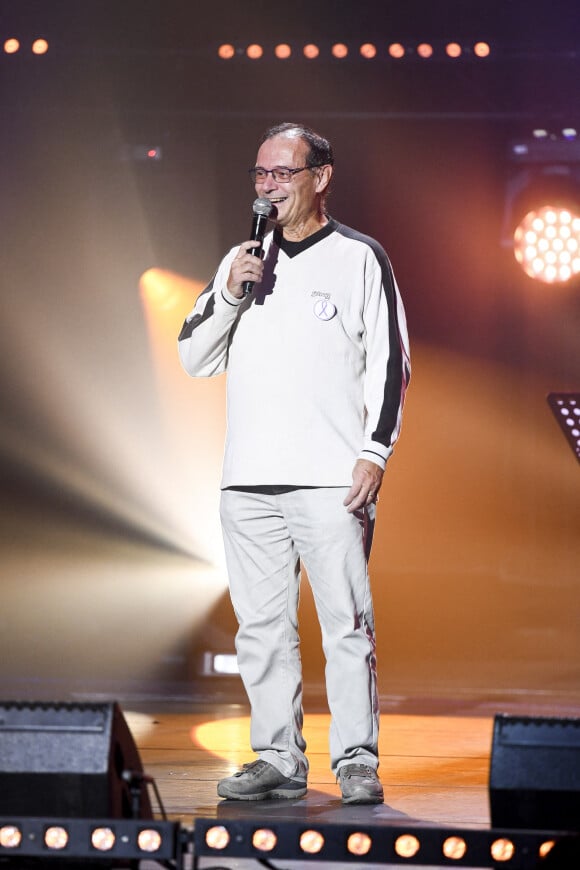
[248,165,321,183]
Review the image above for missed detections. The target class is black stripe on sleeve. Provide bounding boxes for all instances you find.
[371,253,407,449]
[178,280,216,342]
[335,223,409,450]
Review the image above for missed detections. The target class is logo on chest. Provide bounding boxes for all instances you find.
[311,291,336,321]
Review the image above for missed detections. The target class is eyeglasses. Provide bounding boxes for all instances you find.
[248,165,322,183]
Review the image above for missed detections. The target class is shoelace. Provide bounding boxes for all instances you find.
[340,764,376,778]
[236,759,269,777]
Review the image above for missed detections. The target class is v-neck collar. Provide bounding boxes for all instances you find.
[273,218,337,259]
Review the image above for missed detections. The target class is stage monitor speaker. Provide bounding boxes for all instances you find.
[489,713,580,831]
[0,700,152,818]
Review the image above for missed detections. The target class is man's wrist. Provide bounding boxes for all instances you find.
[358,448,387,471]
[221,285,245,306]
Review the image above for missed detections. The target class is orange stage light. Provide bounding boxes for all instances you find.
[44,827,69,850]
[217,43,235,59]
[137,830,163,853]
[395,834,421,858]
[32,38,49,55]
[4,38,20,54]
[347,832,372,855]
[252,829,278,851]
[445,42,462,58]
[539,840,556,858]
[360,43,377,59]
[490,838,515,862]
[0,826,22,848]
[91,828,116,852]
[246,44,263,59]
[388,43,405,58]
[331,43,348,59]
[303,43,320,59]
[442,836,468,859]
[474,41,491,57]
[417,43,433,58]
[299,830,325,854]
[205,826,230,850]
[274,43,291,59]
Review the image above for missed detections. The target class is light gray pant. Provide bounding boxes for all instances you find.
[219,486,379,779]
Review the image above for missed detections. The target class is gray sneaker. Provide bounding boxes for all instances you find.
[337,763,384,804]
[217,760,307,801]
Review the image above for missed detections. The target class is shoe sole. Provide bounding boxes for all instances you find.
[341,793,384,805]
[217,784,307,801]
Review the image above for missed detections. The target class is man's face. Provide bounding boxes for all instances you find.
[254,133,326,234]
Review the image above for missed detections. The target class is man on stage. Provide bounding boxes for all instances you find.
[178,122,410,804]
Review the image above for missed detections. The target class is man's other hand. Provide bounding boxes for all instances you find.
[343,459,384,513]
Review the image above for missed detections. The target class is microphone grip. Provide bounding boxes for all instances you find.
[243,212,269,295]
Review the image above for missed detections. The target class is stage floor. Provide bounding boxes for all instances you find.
[131,706,492,827]
[123,692,580,869]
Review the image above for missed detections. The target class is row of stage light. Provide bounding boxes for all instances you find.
[2,37,491,60]
[0,817,574,867]
[0,819,179,862]
[2,38,491,60]
[2,37,49,55]
[218,40,492,60]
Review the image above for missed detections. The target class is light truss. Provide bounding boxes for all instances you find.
[0,817,183,866]
[0,816,577,867]
[193,817,578,868]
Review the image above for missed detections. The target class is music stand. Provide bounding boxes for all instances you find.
[547,393,580,463]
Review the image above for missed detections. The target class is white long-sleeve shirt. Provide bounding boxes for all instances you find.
[178,219,410,488]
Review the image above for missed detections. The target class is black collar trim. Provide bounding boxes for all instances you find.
[273,218,337,258]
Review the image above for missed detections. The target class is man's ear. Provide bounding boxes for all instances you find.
[315,164,333,195]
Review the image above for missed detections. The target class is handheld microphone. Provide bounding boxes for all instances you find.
[243,197,273,295]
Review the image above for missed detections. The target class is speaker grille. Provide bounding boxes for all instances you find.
[0,701,152,818]
[489,713,580,831]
